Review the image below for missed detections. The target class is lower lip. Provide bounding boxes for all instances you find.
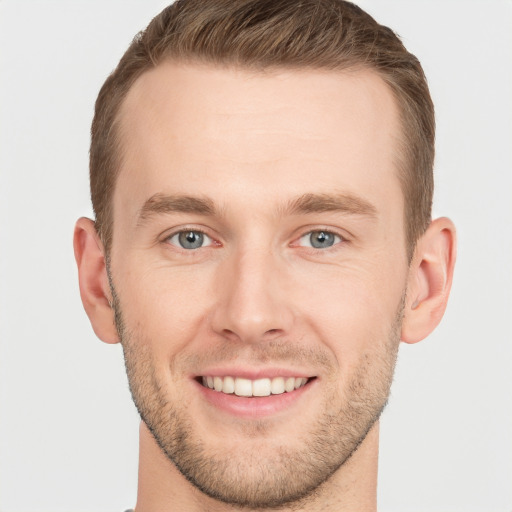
[194,379,315,418]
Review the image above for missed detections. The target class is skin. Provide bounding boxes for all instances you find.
[74,63,456,512]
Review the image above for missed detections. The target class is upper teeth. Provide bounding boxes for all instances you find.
[202,376,308,397]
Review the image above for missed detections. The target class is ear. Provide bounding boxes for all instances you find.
[401,217,457,344]
[73,217,120,344]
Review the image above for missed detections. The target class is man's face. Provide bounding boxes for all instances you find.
[110,63,409,508]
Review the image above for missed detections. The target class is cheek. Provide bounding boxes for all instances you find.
[114,263,216,359]
[292,262,405,365]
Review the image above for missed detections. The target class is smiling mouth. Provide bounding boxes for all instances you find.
[199,376,312,397]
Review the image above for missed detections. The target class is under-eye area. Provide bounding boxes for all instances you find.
[197,376,316,397]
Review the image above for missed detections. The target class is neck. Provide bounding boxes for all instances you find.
[134,421,379,512]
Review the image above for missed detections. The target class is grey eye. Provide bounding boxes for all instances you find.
[299,230,341,249]
[179,231,203,249]
[168,230,212,250]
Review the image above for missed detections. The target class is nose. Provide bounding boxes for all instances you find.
[210,247,294,344]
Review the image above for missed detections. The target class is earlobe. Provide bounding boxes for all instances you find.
[401,217,457,344]
[73,217,120,344]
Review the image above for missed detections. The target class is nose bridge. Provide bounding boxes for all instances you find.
[211,243,292,342]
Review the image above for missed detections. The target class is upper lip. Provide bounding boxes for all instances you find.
[193,367,315,380]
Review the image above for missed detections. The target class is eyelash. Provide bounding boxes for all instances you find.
[162,227,347,252]
[291,228,347,253]
[163,227,217,251]
[297,230,343,249]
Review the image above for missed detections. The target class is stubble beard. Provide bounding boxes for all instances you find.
[111,283,403,510]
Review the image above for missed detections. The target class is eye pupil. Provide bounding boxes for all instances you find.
[310,231,335,248]
[178,231,204,249]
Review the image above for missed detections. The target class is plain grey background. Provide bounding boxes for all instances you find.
[0,1,511,511]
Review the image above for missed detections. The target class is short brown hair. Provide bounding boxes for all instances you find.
[90,0,434,258]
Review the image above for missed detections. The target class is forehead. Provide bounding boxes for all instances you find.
[114,62,403,224]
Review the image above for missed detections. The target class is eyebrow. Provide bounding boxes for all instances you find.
[136,191,377,225]
[285,193,377,218]
[137,193,216,224]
